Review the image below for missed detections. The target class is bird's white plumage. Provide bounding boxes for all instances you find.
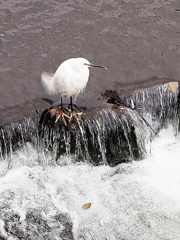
[41,58,90,100]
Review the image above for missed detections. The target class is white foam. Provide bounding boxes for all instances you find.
[0,125,180,239]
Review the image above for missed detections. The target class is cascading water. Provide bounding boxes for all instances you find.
[126,83,179,134]
[0,106,150,168]
[0,83,179,239]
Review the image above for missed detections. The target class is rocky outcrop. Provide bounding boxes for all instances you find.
[38,103,144,166]
[1,83,179,166]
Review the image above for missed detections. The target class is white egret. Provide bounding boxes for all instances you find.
[41,57,107,108]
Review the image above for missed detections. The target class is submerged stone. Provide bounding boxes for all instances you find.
[0,207,74,240]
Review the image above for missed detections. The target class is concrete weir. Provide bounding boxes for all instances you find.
[0,83,179,166]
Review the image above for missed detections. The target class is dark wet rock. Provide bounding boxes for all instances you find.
[0,1,180,126]
[54,214,74,240]
[0,208,74,240]
[37,82,180,166]
[38,101,146,166]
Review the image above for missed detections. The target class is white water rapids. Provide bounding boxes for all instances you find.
[0,125,180,239]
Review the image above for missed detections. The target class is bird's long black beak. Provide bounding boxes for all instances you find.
[84,63,107,69]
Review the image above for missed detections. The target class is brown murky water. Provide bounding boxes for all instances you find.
[0,0,180,125]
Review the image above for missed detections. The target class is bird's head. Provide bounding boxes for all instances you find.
[73,58,107,71]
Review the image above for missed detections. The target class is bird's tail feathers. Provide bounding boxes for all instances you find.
[41,72,56,95]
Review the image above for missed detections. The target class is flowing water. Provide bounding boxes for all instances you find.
[0,84,180,239]
[0,126,180,239]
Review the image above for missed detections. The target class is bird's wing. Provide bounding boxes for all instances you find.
[54,67,75,97]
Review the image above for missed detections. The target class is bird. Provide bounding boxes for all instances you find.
[41,57,107,108]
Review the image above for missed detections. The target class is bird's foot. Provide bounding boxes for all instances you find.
[49,107,71,126]
[49,107,85,126]
[68,103,82,112]
[66,109,85,125]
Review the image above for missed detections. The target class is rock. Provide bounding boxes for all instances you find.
[0,208,74,240]
[38,98,150,166]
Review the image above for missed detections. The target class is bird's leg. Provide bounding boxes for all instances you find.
[68,96,86,124]
[70,96,73,110]
[67,96,81,111]
[52,96,84,125]
[61,97,63,109]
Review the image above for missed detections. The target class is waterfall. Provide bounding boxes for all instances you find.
[0,83,179,167]
[126,83,179,134]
